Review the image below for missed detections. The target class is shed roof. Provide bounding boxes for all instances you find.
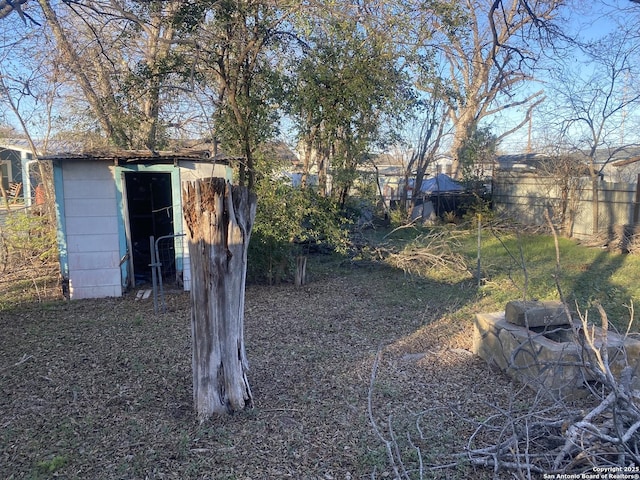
[39,148,238,165]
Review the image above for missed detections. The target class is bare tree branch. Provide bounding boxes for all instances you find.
[0,0,32,24]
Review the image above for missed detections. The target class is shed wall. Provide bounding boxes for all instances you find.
[55,158,231,299]
[62,161,121,299]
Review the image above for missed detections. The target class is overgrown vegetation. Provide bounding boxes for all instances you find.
[0,210,57,270]
[3,215,640,477]
[247,175,350,284]
[0,208,59,308]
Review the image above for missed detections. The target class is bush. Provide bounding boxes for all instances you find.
[248,178,349,284]
[0,210,57,271]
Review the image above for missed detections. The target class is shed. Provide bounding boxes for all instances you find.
[44,149,232,300]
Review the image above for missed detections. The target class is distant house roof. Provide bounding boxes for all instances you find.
[594,146,640,165]
[0,138,81,155]
[495,152,549,171]
[369,152,407,168]
[0,138,37,154]
[263,140,298,164]
[372,165,404,176]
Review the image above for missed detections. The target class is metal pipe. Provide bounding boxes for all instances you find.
[149,236,158,314]
[154,233,185,313]
[23,159,38,206]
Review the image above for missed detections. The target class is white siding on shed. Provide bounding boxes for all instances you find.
[63,161,121,299]
[66,234,119,253]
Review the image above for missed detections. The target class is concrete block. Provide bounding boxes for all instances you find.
[474,311,640,398]
[505,300,569,327]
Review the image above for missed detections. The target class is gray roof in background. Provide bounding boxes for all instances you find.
[497,146,640,170]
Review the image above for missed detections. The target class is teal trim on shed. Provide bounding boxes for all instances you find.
[52,160,69,291]
[170,166,184,274]
[114,164,184,289]
[114,167,131,289]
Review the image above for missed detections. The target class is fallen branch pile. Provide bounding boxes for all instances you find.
[385,230,469,276]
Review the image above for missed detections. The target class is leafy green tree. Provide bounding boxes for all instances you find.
[175,0,298,189]
[286,18,412,207]
[457,125,498,181]
[248,158,348,284]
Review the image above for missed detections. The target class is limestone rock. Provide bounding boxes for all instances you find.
[505,300,569,327]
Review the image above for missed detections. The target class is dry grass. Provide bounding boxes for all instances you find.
[1,254,523,479]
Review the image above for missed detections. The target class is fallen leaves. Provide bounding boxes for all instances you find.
[1,258,513,479]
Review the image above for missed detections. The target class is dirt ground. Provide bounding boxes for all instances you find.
[1,257,521,479]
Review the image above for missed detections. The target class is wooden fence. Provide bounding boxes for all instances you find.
[492,171,639,240]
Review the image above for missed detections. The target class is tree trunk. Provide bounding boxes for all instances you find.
[591,176,600,235]
[318,147,328,197]
[37,0,131,148]
[449,109,478,179]
[295,255,307,287]
[182,178,257,420]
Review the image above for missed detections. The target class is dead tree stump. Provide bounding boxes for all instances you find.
[182,178,257,420]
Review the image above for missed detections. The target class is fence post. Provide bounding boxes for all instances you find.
[634,174,640,224]
[150,235,158,314]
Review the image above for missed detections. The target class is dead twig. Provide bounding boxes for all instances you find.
[1,353,33,373]
[382,219,421,240]
[367,348,409,480]
[386,230,469,275]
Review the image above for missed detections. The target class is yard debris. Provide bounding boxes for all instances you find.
[1,259,511,479]
[135,289,152,300]
[0,353,33,372]
[355,229,471,276]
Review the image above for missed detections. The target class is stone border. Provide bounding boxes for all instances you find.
[473,312,640,398]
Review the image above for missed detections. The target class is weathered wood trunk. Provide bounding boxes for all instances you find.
[295,255,307,287]
[182,178,257,420]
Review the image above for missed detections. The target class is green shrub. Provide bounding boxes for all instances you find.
[36,455,67,475]
[248,177,348,284]
[1,211,57,269]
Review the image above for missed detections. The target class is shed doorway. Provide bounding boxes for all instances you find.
[124,172,175,285]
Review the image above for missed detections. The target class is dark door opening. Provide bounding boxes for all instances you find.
[124,172,175,285]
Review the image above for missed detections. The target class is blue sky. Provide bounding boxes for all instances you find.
[496,0,640,153]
